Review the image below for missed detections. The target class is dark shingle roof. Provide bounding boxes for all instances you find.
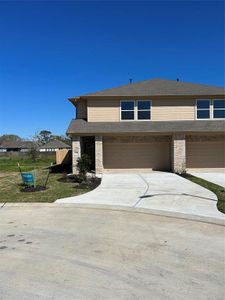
[67,119,225,135]
[0,141,34,149]
[71,78,225,98]
[39,140,71,149]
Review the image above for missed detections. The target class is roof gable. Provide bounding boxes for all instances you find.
[0,141,34,149]
[76,78,225,97]
[39,140,71,149]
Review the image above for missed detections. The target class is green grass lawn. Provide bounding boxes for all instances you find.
[182,173,225,214]
[0,157,93,202]
[0,157,55,172]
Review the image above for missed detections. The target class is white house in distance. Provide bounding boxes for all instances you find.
[39,140,71,152]
[0,141,34,152]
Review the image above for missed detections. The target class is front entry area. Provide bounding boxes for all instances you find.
[72,134,224,174]
[103,136,171,171]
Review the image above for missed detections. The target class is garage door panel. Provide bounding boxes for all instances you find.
[186,141,225,169]
[103,142,171,170]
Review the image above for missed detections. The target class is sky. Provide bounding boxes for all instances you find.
[0,1,224,139]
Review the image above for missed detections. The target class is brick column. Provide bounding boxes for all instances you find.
[95,136,103,174]
[72,136,81,174]
[172,134,186,174]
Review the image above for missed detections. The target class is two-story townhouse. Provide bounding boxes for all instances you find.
[67,78,225,174]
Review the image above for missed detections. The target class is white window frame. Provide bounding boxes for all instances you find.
[120,100,151,121]
[195,99,211,120]
[137,100,151,121]
[120,100,135,121]
[195,99,225,120]
[212,99,225,120]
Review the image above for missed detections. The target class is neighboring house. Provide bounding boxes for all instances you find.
[0,141,34,152]
[67,78,225,174]
[39,140,71,152]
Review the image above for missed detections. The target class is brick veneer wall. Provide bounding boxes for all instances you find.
[172,134,186,173]
[95,136,103,174]
[72,136,81,174]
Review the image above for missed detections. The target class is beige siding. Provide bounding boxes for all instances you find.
[87,97,196,122]
[152,99,195,121]
[88,99,120,122]
[103,137,171,170]
[186,141,225,169]
[76,100,87,119]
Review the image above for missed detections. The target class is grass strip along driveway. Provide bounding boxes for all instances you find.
[0,157,93,203]
[182,173,225,214]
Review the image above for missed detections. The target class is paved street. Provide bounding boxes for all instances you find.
[0,204,224,300]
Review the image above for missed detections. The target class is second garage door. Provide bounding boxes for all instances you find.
[103,137,171,171]
[186,140,225,169]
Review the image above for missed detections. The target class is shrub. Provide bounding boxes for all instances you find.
[76,154,91,182]
[29,146,39,162]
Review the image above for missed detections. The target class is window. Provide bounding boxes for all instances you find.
[213,100,225,119]
[137,100,151,120]
[196,99,225,119]
[121,101,135,120]
[120,100,151,121]
[196,100,210,119]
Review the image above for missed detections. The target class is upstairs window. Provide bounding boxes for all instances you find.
[121,101,135,120]
[137,100,151,120]
[196,100,210,119]
[213,100,225,119]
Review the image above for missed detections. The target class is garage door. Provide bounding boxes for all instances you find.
[103,137,171,171]
[186,141,225,169]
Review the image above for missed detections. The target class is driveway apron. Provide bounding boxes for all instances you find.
[56,172,224,222]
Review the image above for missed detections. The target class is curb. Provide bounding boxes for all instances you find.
[1,202,224,226]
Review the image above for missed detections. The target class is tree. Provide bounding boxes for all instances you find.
[39,130,53,144]
[0,134,22,143]
[33,130,53,145]
[29,145,39,162]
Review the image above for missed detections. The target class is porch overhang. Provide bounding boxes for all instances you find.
[67,119,225,136]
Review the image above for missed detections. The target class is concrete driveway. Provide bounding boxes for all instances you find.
[56,172,224,223]
[190,172,225,189]
[0,204,224,300]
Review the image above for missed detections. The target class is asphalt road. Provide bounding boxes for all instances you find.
[0,204,224,300]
